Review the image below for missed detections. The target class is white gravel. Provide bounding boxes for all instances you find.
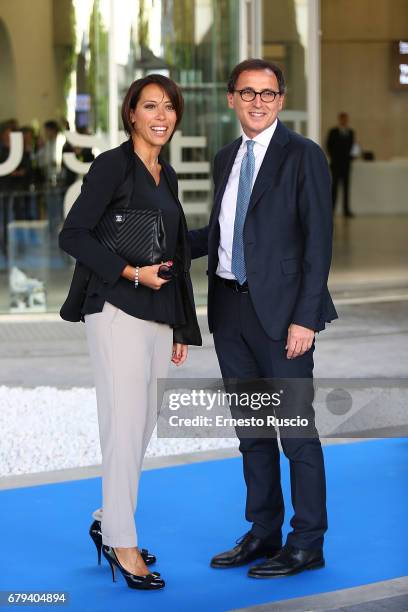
[0,386,238,476]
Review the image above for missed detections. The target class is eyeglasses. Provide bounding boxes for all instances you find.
[234,88,280,102]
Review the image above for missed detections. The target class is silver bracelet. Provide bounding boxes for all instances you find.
[134,266,139,289]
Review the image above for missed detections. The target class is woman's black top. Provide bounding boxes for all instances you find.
[59,139,202,346]
[82,155,185,326]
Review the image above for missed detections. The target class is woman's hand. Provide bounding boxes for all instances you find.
[121,264,170,290]
[172,343,188,366]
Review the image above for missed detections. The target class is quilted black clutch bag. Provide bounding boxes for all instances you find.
[94,208,167,267]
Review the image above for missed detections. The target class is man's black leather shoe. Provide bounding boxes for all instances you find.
[248,544,324,578]
[210,532,281,568]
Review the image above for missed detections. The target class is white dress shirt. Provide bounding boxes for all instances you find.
[216,119,278,279]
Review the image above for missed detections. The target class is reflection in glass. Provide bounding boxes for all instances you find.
[262,0,308,134]
[0,0,240,312]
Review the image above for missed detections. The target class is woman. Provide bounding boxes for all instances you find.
[59,75,202,591]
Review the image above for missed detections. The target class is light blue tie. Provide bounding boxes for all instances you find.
[231,140,255,285]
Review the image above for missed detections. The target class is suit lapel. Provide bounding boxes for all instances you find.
[247,119,290,212]
[212,138,242,222]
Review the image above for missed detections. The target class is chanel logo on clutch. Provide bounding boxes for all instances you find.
[115,214,124,223]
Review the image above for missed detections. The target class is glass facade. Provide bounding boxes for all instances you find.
[0,0,312,314]
[262,0,309,135]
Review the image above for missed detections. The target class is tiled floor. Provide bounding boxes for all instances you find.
[235,577,408,611]
[330,215,408,291]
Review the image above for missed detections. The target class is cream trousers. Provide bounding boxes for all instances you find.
[85,301,172,547]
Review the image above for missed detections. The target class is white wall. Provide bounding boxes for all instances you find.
[0,0,60,125]
[322,0,408,160]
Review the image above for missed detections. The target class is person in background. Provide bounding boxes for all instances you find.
[37,120,60,185]
[37,120,64,238]
[19,127,38,220]
[7,126,36,221]
[326,112,355,218]
[19,127,36,186]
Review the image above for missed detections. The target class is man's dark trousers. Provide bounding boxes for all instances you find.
[331,164,351,215]
[212,277,327,551]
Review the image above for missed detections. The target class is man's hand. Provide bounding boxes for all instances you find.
[285,323,315,359]
[172,343,188,366]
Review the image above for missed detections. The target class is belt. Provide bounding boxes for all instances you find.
[216,276,249,293]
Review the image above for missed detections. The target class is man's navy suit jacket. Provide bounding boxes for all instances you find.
[189,119,338,340]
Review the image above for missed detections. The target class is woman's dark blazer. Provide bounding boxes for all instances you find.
[59,138,202,346]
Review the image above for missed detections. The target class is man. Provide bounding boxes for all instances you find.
[326,112,355,217]
[189,59,338,578]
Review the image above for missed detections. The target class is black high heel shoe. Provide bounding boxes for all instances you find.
[89,520,156,566]
[102,545,165,590]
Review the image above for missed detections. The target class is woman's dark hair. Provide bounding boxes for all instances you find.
[227,59,286,95]
[121,74,184,136]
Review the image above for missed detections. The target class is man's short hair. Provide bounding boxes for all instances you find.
[44,120,60,133]
[227,59,286,95]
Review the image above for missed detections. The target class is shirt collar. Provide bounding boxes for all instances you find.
[241,119,278,149]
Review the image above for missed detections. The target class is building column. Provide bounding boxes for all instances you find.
[307,0,321,144]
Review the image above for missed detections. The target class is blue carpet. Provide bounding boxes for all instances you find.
[1,439,407,611]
